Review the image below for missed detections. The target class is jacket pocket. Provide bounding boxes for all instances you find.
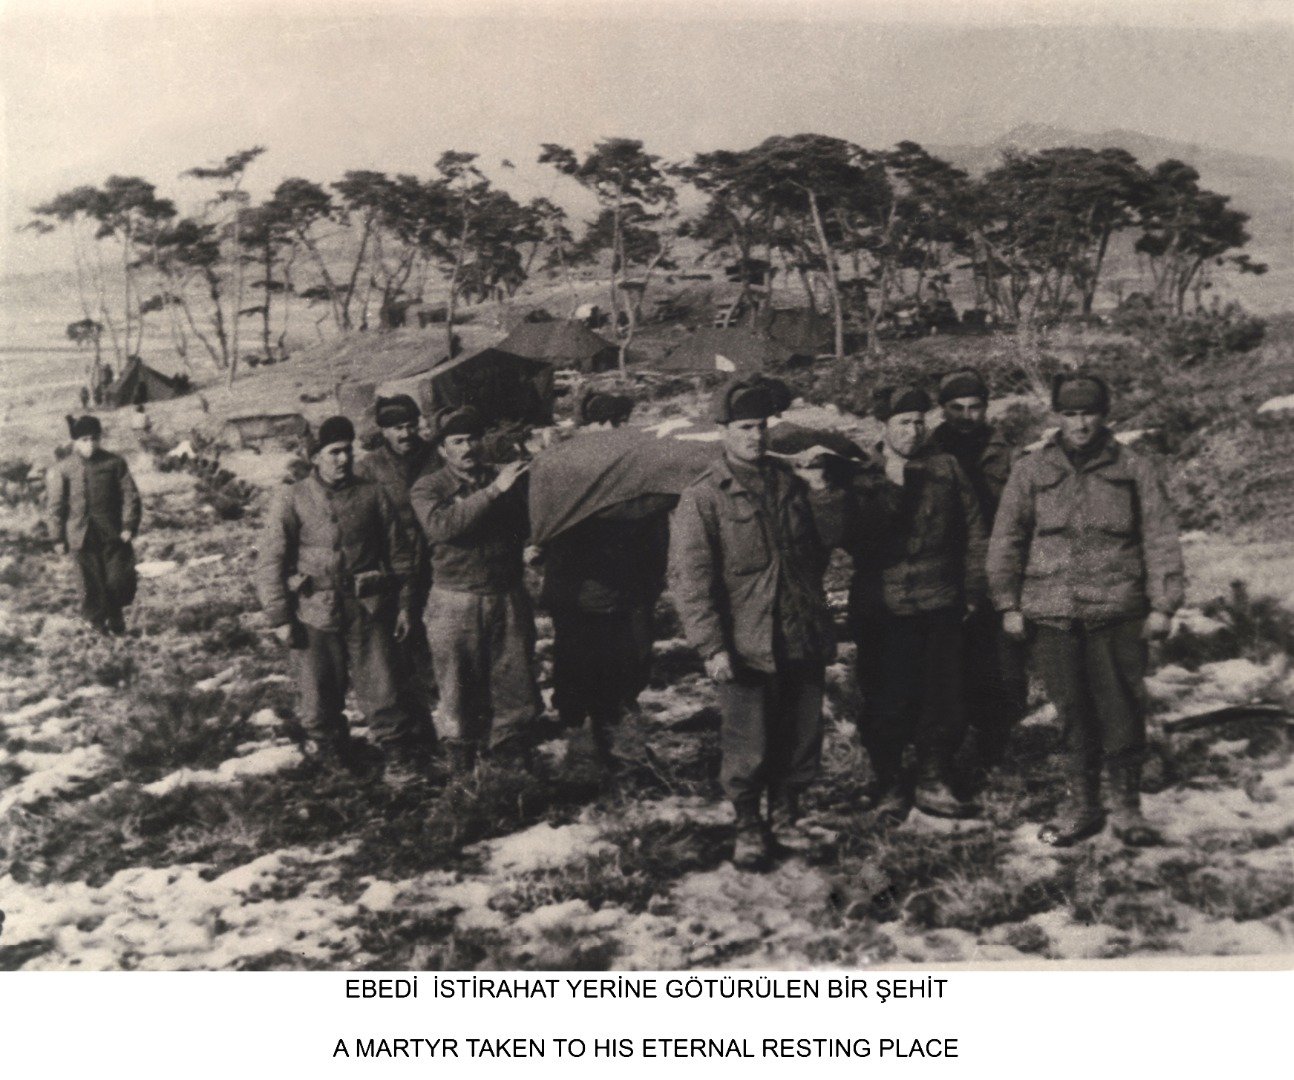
[1034,473,1071,534]
[719,503,770,576]
[1087,474,1137,536]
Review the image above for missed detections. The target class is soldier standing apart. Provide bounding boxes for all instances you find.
[989,374,1183,846]
[848,386,987,820]
[542,392,670,766]
[928,369,1027,782]
[410,407,539,771]
[356,394,440,741]
[47,415,141,635]
[256,416,422,772]
[670,377,834,870]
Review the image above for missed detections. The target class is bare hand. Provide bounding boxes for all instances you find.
[119,530,133,543]
[1142,611,1172,641]
[271,624,295,647]
[792,463,829,491]
[493,460,529,494]
[705,651,735,683]
[1002,611,1026,640]
[59,541,70,556]
[394,610,411,642]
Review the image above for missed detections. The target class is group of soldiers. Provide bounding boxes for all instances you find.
[48,364,1184,871]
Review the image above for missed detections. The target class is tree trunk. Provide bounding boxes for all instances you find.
[805,189,844,360]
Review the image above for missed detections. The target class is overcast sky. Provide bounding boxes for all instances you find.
[2,0,1291,276]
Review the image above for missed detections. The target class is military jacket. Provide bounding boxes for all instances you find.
[987,433,1185,623]
[46,450,141,551]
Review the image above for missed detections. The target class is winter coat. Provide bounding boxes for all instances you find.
[255,471,413,632]
[987,433,1185,623]
[409,465,529,595]
[928,421,1016,530]
[46,450,141,551]
[669,455,833,673]
[846,444,988,619]
[355,440,438,597]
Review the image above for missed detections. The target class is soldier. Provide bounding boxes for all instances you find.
[355,394,439,740]
[410,406,539,770]
[989,374,1183,847]
[928,369,1027,781]
[542,392,670,766]
[669,377,834,870]
[255,415,422,772]
[47,415,141,635]
[847,386,987,820]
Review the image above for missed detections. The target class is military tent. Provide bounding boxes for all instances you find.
[108,358,190,407]
[658,328,807,374]
[426,347,555,427]
[496,319,620,373]
[757,308,832,354]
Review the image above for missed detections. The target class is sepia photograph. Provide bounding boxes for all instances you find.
[0,0,1291,974]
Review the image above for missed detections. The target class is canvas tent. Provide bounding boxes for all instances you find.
[758,308,832,355]
[426,347,555,427]
[107,358,190,407]
[496,319,620,373]
[658,328,806,374]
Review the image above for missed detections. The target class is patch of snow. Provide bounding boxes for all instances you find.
[187,554,226,568]
[135,560,180,579]
[473,822,613,874]
[220,449,298,491]
[1256,394,1294,416]
[194,666,241,692]
[3,696,65,727]
[1196,657,1285,703]
[0,746,110,815]
[141,743,302,796]
[1172,609,1227,638]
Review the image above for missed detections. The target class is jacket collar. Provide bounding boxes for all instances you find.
[714,453,783,496]
[1039,430,1123,477]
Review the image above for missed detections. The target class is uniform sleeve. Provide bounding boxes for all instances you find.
[118,458,142,536]
[410,472,499,545]
[255,488,297,627]
[950,459,988,603]
[981,442,1015,511]
[378,486,415,614]
[667,486,726,660]
[987,461,1034,612]
[1136,458,1186,615]
[46,461,69,544]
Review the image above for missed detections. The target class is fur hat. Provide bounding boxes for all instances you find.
[1051,373,1111,415]
[433,405,485,443]
[66,415,102,439]
[874,385,931,421]
[577,389,634,427]
[374,394,420,428]
[712,376,793,424]
[937,368,989,405]
[309,415,355,455]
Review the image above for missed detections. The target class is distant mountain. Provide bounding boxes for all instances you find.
[931,123,1294,259]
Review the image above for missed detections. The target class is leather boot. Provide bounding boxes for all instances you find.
[1108,762,1162,847]
[1038,766,1105,846]
[914,756,977,819]
[447,740,478,776]
[731,807,769,872]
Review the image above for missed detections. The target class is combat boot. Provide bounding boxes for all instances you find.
[1108,762,1162,847]
[446,740,478,776]
[1038,767,1105,847]
[731,807,769,872]
[914,758,978,819]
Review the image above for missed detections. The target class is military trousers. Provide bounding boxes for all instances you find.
[294,598,417,752]
[551,605,655,729]
[425,586,541,749]
[1030,617,1148,782]
[75,537,136,631]
[853,608,965,785]
[718,659,825,815]
[391,600,438,737]
[962,605,1029,766]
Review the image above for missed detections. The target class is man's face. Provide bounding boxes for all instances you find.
[942,396,987,435]
[73,435,100,459]
[440,433,482,473]
[884,412,926,458]
[382,420,420,457]
[314,440,354,485]
[723,417,767,465]
[1058,410,1105,449]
